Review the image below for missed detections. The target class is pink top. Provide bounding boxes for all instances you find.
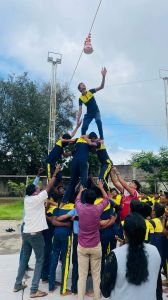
[120,190,139,221]
[76,197,109,248]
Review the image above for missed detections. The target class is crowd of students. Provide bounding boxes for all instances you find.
[13,68,168,299]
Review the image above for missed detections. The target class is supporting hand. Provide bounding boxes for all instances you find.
[53,164,61,176]
[37,167,45,176]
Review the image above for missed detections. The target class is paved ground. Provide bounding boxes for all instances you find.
[0,253,94,300]
[0,221,97,300]
[0,220,167,299]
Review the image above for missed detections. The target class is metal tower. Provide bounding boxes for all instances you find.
[47,52,62,153]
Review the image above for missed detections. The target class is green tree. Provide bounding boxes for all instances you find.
[130,147,168,192]
[0,73,76,175]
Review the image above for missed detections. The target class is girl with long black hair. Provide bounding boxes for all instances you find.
[101,213,162,300]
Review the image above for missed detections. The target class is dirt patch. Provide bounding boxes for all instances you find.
[0,198,21,204]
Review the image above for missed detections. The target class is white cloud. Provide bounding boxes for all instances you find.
[108,146,140,165]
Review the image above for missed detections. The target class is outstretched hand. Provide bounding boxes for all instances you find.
[101,67,107,77]
[111,166,117,173]
[97,179,104,190]
[79,185,85,193]
[37,167,45,176]
[54,164,61,175]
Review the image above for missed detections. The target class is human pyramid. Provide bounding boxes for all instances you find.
[47,67,113,202]
[13,67,168,299]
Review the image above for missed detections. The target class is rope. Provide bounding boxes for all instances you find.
[88,0,103,34]
[69,0,103,86]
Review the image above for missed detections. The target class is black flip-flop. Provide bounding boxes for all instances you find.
[5,228,15,232]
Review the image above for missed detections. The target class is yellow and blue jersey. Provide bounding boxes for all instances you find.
[121,218,154,243]
[74,137,90,160]
[47,139,63,165]
[96,143,112,165]
[47,202,58,215]
[53,203,74,236]
[151,217,164,258]
[145,219,155,242]
[94,198,117,239]
[139,197,149,203]
[149,196,160,204]
[152,218,163,233]
[112,194,122,206]
[79,89,99,114]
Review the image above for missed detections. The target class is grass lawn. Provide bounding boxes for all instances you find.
[0,199,23,220]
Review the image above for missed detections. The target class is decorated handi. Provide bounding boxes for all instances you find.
[84,33,94,54]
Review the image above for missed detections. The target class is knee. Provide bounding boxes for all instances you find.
[95,119,102,126]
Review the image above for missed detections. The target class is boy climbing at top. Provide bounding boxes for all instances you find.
[77,67,107,142]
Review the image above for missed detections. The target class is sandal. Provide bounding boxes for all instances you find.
[13,284,27,292]
[30,290,48,298]
[6,228,15,232]
[61,289,72,296]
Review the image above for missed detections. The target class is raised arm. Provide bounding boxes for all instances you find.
[77,105,82,123]
[71,120,82,138]
[76,185,85,202]
[45,165,61,193]
[95,67,107,92]
[98,179,108,198]
[110,169,124,194]
[112,167,135,196]
[33,167,45,186]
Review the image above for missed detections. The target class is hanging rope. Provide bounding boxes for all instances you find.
[69,0,103,86]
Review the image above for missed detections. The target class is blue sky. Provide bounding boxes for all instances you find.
[0,0,167,163]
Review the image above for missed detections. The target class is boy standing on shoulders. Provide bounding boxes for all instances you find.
[77,67,107,142]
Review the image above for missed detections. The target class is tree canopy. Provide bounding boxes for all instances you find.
[130,147,168,191]
[0,73,76,175]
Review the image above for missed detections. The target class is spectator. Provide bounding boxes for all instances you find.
[13,165,60,298]
[111,167,141,220]
[76,180,109,300]
[101,212,162,300]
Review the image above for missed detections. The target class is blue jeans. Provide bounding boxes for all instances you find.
[81,111,104,139]
[41,223,55,280]
[19,223,32,269]
[14,232,45,293]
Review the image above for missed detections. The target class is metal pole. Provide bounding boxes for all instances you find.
[163,77,168,144]
[47,52,62,154]
[48,62,57,153]
[53,62,57,148]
